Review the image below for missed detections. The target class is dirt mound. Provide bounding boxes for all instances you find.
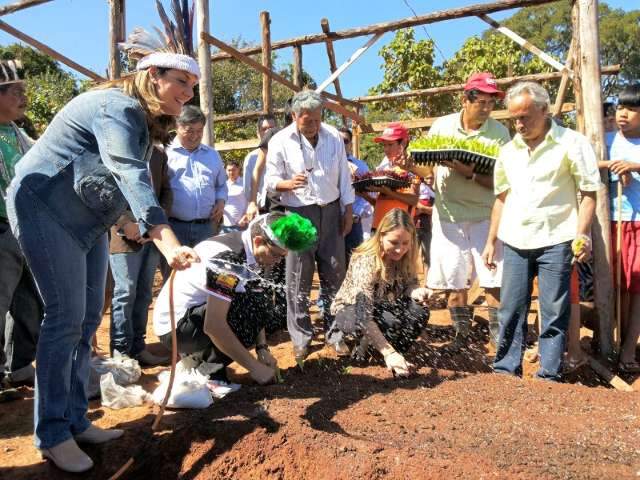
[1,310,639,480]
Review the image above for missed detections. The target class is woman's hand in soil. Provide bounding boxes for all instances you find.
[257,348,278,369]
[251,362,276,385]
[410,287,430,305]
[167,246,200,271]
[384,352,415,378]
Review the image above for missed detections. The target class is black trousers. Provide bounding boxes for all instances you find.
[159,298,265,381]
[334,297,429,353]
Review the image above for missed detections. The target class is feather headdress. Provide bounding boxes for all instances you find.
[120,0,200,78]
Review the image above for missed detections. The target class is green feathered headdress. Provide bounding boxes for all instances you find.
[263,213,317,252]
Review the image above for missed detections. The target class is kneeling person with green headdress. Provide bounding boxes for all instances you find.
[153,212,317,389]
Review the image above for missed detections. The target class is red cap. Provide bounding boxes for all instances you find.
[373,122,409,143]
[464,72,505,99]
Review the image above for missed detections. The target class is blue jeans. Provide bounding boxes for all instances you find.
[109,243,160,356]
[169,219,217,247]
[494,241,572,380]
[344,221,363,265]
[8,190,107,449]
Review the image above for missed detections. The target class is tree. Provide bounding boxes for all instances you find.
[0,44,79,136]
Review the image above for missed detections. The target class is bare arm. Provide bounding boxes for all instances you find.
[481,191,507,270]
[203,296,274,384]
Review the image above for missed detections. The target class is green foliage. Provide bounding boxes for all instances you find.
[0,45,79,136]
[409,134,501,158]
[367,28,447,121]
[26,70,78,134]
[442,33,552,85]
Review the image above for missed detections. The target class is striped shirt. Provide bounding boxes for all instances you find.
[265,122,355,208]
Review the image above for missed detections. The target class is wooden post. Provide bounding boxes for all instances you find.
[552,38,575,118]
[260,11,273,115]
[315,32,383,94]
[108,0,125,80]
[292,45,303,87]
[321,18,347,125]
[196,0,214,146]
[576,0,615,359]
[353,110,361,159]
[201,32,365,124]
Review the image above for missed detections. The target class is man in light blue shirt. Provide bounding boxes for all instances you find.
[338,127,373,262]
[166,105,228,247]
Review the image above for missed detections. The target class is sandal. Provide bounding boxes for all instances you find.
[618,361,640,373]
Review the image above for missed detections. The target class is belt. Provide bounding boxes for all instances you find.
[169,217,211,225]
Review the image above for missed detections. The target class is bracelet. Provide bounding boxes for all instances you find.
[255,343,269,352]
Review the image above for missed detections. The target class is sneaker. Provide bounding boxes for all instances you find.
[206,379,241,399]
[136,349,169,366]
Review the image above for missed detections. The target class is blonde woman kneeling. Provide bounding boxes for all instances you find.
[328,208,430,377]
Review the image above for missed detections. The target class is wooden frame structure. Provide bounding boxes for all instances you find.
[0,0,621,365]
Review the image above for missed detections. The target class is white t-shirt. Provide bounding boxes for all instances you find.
[223,177,248,226]
[153,230,255,336]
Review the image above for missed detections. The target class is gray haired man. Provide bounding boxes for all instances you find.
[265,90,355,362]
[482,81,601,380]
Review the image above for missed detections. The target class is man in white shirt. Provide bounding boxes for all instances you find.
[482,82,601,380]
[243,114,276,217]
[166,106,228,247]
[265,90,355,362]
[222,161,248,233]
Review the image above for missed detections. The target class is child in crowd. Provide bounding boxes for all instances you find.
[601,83,640,373]
[328,208,430,377]
[414,170,435,280]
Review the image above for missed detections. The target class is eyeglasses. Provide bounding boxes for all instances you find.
[178,125,204,135]
[265,241,287,260]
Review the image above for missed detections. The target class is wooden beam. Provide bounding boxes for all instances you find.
[201,32,366,124]
[260,11,272,115]
[315,32,383,94]
[577,0,615,359]
[0,19,105,81]
[367,103,575,132]
[292,45,303,87]
[478,14,570,76]
[211,0,562,62]
[321,18,346,125]
[354,65,620,104]
[0,0,51,17]
[108,0,124,80]
[214,138,260,152]
[214,108,285,123]
[552,38,575,117]
[196,0,214,146]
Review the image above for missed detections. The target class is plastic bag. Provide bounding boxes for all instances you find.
[91,351,142,386]
[100,372,152,409]
[151,359,216,409]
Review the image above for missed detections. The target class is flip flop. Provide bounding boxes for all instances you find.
[618,361,640,373]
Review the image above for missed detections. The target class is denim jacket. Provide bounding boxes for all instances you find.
[9,88,167,251]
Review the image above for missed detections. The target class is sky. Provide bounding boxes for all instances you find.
[0,0,633,99]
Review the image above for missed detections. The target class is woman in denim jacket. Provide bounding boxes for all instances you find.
[6,52,201,472]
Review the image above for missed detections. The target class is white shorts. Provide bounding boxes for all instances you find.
[426,217,503,290]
